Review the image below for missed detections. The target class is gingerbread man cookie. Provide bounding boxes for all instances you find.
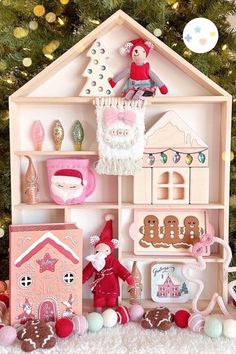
[17,319,56,352]
[158,215,180,248]
[141,307,173,331]
[178,216,203,248]
[139,215,160,248]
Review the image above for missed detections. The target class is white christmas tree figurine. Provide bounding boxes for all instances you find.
[80,38,113,97]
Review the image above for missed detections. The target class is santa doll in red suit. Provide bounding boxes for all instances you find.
[83,215,134,312]
[109,38,168,100]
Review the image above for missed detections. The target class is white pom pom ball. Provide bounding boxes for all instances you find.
[102,308,118,328]
[0,326,17,346]
[188,313,205,333]
[223,319,236,338]
[129,304,145,322]
[105,214,114,221]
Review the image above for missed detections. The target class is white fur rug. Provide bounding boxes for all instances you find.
[1,322,236,354]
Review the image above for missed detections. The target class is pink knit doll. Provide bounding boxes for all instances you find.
[109,38,168,100]
[83,215,134,312]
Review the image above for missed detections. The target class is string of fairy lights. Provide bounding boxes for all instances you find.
[144,148,208,166]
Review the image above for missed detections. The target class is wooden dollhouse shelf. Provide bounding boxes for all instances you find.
[15,151,98,156]
[11,96,229,105]
[15,202,119,209]
[121,251,224,263]
[121,203,225,209]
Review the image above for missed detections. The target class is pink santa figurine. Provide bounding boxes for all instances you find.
[109,38,168,100]
[83,215,134,312]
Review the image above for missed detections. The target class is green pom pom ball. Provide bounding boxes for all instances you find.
[204,317,222,338]
[87,312,104,332]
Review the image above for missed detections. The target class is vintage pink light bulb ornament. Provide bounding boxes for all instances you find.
[31,120,45,151]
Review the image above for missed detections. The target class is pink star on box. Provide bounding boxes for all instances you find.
[36,253,58,273]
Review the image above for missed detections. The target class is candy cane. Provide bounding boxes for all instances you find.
[182,234,236,318]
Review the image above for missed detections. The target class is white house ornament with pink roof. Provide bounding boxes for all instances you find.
[10,224,82,325]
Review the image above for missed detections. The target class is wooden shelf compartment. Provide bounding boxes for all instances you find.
[121,251,224,263]
[15,151,98,156]
[14,202,119,210]
[11,96,229,105]
[121,203,225,209]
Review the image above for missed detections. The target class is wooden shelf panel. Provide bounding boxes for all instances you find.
[121,299,218,312]
[15,202,119,210]
[11,96,228,105]
[83,298,236,314]
[121,251,224,263]
[15,151,98,156]
[121,203,225,209]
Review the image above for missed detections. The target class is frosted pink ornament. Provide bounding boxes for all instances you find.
[31,120,45,151]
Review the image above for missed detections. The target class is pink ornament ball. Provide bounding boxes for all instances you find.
[0,326,17,346]
[116,306,130,325]
[174,309,191,329]
[55,318,73,338]
[129,304,145,322]
[72,315,88,336]
[188,313,205,333]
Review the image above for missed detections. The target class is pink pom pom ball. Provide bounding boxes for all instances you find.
[188,313,205,333]
[129,304,145,322]
[55,318,73,338]
[116,306,130,325]
[72,315,88,336]
[0,326,17,346]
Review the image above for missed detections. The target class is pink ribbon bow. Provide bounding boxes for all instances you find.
[103,107,136,127]
[192,233,215,257]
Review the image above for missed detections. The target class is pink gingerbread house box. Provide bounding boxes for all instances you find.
[9,223,82,325]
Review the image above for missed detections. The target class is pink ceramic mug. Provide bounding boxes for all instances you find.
[47,158,95,205]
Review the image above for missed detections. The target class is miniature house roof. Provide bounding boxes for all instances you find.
[158,275,181,286]
[14,232,80,267]
[145,110,208,148]
[10,10,230,98]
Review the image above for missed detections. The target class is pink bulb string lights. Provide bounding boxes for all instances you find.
[31,120,45,151]
[182,233,236,317]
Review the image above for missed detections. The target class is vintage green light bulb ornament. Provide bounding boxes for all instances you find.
[72,120,84,151]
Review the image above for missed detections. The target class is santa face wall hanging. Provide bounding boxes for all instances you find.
[95,97,145,175]
[47,158,95,205]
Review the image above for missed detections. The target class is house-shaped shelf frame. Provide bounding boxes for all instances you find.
[9,10,232,312]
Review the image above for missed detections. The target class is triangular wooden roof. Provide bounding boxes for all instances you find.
[11,10,230,98]
[14,231,80,267]
[145,110,208,148]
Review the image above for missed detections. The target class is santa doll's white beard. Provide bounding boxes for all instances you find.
[86,252,107,271]
[51,183,83,202]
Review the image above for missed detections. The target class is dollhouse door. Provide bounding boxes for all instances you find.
[38,299,57,322]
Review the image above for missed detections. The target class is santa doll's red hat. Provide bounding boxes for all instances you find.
[95,214,118,252]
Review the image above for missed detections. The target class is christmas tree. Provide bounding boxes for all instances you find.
[180,282,189,295]
[80,39,113,96]
[0,0,236,280]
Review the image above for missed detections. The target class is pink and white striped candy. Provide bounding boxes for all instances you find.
[188,313,205,333]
